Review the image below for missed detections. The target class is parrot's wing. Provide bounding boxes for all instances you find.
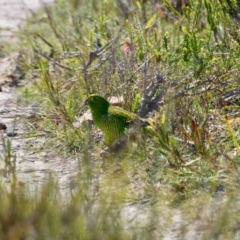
[108,105,137,125]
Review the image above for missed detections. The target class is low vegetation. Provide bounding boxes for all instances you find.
[1,0,240,239]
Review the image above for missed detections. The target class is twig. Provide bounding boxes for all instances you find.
[33,49,73,71]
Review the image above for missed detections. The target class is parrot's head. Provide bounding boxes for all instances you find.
[85,94,110,114]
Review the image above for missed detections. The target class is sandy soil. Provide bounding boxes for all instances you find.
[0,0,79,193]
[0,0,54,39]
[0,55,79,193]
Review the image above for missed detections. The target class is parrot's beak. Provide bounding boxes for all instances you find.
[85,98,89,105]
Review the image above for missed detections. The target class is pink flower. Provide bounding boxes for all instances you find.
[155,2,168,19]
[123,41,135,57]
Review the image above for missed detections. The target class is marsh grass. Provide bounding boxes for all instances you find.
[1,0,240,239]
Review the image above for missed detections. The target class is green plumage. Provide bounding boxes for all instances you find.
[85,94,144,146]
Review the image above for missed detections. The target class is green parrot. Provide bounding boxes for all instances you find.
[85,94,148,146]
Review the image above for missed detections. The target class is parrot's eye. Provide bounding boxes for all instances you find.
[92,96,96,101]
